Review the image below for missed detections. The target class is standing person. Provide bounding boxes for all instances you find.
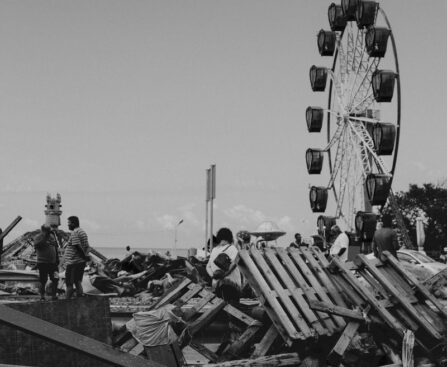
[289,233,303,248]
[206,228,241,304]
[236,230,251,250]
[64,216,90,299]
[372,214,399,259]
[329,225,350,262]
[33,224,59,301]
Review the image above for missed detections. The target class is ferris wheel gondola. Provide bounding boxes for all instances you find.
[306,1,401,241]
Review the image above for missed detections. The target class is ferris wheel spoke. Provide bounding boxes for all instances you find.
[328,70,347,111]
[347,124,371,177]
[348,57,380,112]
[328,124,347,189]
[348,119,391,175]
[336,34,348,85]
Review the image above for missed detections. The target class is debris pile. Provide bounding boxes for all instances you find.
[2,238,447,366]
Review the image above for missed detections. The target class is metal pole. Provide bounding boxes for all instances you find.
[210,164,216,251]
[205,169,210,255]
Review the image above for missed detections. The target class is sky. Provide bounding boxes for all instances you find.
[0,0,446,250]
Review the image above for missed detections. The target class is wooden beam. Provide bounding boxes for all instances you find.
[383,251,447,318]
[251,325,279,358]
[250,249,314,338]
[188,298,226,336]
[326,321,361,367]
[150,278,191,310]
[188,342,219,363]
[357,254,443,340]
[220,325,261,361]
[0,304,161,367]
[239,250,301,341]
[195,353,300,367]
[308,301,365,321]
[330,257,406,337]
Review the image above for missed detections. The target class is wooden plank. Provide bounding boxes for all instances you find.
[376,265,418,303]
[239,250,301,341]
[264,249,327,335]
[221,324,261,360]
[301,247,348,308]
[250,249,314,338]
[326,321,361,367]
[356,254,443,340]
[238,259,295,346]
[129,343,145,356]
[288,248,346,328]
[276,247,337,333]
[175,283,203,307]
[0,304,160,367]
[189,298,226,336]
[189,342,219,363]
[196,353,300,367]
[120,337,139,353]
[223,304,261,327]
[183,291,216,321]
[251,325,279,358]
[383,251,447,318]
[309,301,365,321]
[330,257,406,337]
[151,278,191,309]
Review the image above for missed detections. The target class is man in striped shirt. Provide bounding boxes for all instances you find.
[64,216,90,299]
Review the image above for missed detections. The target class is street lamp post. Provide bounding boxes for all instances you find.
[174,219,184,258]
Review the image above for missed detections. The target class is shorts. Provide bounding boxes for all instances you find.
[65,262,86,286]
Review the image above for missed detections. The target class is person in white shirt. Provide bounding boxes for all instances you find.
[329,225,350,262]
[206,227,241,304]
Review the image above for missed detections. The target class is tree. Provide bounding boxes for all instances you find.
[383,182,447,257]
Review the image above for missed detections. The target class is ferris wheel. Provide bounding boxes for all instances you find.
[306,0,401,241]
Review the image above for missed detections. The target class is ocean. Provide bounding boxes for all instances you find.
[95,246,192,260]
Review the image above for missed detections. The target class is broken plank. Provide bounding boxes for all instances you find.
[288,248,345,328]
[356,254,443,340]
[383,251,447,318]
[150,278,191,309]
[0,304,159,367]
[175,283,203,307]
[309,301,365,321]
[198,353,300,367]
[301,247,348,308]
[276,247,337,333]
[250,249,314,338]
[129,343,145,356]
[239,250,301,341]
[264,248,327,336]
[183,290,216,321]
[238,259,296,346]
[223,303,261,327]
[221,324,262,361]
[189,342,219,363]
[251,325,279,358]
[327,321,361,367]
[330,257,406,337]
[189,298,226,336]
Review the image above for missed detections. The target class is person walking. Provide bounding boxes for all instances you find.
[33,224,59,301]
[372,214,399,259]
[64,216,90,299]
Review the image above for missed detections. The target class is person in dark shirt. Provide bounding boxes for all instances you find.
[372,214,399,259]
[33,224,59,300]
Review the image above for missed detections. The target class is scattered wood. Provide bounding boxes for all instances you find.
[190,353,300,367]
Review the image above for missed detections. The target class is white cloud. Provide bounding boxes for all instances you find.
[156,214,178,230]
[178,203,201,228]
[81,219,102,231]
[223,204,266,224]
[277,216,294,232]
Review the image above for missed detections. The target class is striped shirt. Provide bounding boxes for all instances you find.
[64,227,90,265]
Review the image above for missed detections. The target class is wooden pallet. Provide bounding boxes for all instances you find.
[326,250,447,355]
[149,278,263,363]
[238,247,348,345]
